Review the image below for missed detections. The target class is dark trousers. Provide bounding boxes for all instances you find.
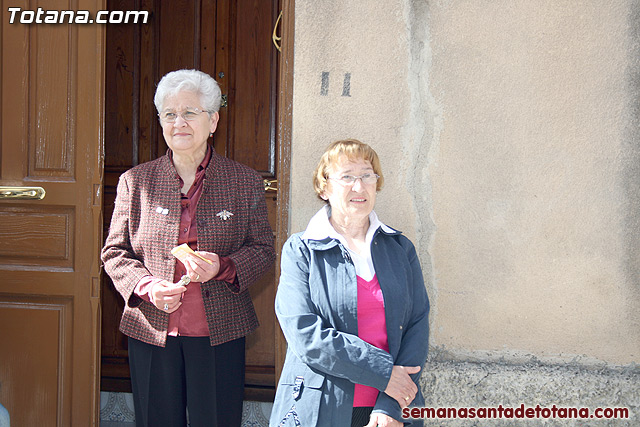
[128,336,245,427]
[351,407,374,427]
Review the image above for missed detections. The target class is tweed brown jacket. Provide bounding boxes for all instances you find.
[101,148,275,347]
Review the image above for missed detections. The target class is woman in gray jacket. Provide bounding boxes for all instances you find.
[271,139,429,427]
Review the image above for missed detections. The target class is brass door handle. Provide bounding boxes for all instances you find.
[263,179,277,192]
[0,186,46,200]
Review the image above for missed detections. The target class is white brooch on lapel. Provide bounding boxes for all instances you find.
[156,206,169,215]
[216,210,234,220]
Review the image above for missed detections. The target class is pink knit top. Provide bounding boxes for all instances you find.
[353,274,389,407]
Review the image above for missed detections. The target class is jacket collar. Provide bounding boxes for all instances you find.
[158,145,219,180]
[302,205,399,250]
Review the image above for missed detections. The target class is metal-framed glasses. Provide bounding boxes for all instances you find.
[159,108,209,123]
[327,173,380,185]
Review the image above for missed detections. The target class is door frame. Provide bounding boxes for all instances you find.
[274,0,294,381]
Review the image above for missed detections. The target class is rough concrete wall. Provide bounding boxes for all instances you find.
[290,1,424,241]
[290,0,439,308]
[428,0,640,364]
[290,0,640,420]
[422,351,639,426]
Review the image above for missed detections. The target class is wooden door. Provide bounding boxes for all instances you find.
[0,1,105,425]
[100,0,281,401]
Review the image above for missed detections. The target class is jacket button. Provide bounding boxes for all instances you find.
[399,325,403,330]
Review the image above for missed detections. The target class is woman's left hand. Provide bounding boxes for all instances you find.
[183,251,220,282]
[364,412,403,427]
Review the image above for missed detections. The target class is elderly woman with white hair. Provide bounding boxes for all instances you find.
[102,69,275,426]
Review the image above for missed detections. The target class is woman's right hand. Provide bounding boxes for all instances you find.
[150,280,188,313]
[384,365,421,408]
[364,412,403,427]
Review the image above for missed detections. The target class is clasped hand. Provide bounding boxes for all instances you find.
[385,365,421,408]
[181,250,220,283]
[150,251,220,313]
[150,279,187,313]
[360,366,419,427]
[364,412,404,427]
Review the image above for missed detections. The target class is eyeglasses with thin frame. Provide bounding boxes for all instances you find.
[158,108,209,123]
[327,173,380,186]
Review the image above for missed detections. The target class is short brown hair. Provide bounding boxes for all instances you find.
[313,139,384,201]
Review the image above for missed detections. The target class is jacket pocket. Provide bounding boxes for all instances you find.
[274,364,325,426]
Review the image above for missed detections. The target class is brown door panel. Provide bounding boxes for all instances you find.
[0,1,105,425]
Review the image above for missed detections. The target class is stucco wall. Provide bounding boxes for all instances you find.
[290,0,639,421]
[428,0,639,365]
